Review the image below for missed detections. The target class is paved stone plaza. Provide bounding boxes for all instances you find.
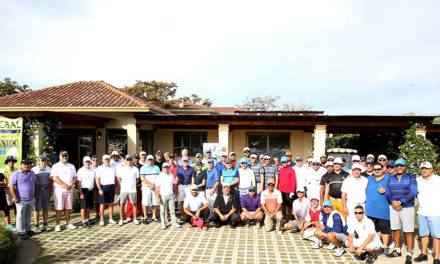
[26,209,368,264]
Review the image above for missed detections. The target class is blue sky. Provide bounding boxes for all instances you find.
[1,0,439,115]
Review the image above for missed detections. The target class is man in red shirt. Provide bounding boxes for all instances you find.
[278,156,296,221]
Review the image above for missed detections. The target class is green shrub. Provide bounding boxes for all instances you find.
[0,226,19,263]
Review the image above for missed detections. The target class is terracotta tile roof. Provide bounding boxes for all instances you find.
[169,102,244,114]
[210,107,244,114]
[0,81,172,114]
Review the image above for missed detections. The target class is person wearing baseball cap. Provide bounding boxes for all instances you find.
[237,158,256,204]
[155,162,181,229]
[182,184,209,230]
[139,151,147,165]
[367,154,375,162]
[139,154,161,224]
[215,152,228,173]
[259,154,265,166]
[293,156,307,196]
[284,186,308,233]
[177,149,194,166]
[76,156,96,228]
[51,150,78,231]
[278,156,296,222]
[378,154,388,171]
[307,157,314,168]
[305,158,327,201]
[386,160,396,176]
[314,200,348,257]
[202,148,214,165]
[210,183,240,228]
[262,155,279,191]
[191,153,207,172]
[110,150,123,168]
[300,195,322,249]
[193,161,207,197]
[414,161,440,263]
[220,158,239,197]
[176,155,196,222]
[116,155,141,226]
[229,152,238,169]
[385,158,417,261]
[240,185,264,228]
[205,159,220,212]
[285,151,296,168]
[95,154,117,226]
[321,157,349,219]
[320,162,334,207]
[237,147,252,169]
[30,155,52,233]
[340,164,368,223]
[261,178,283,233]
[154,150,165,169]
[248,154,264,194]
[361,161,375,177]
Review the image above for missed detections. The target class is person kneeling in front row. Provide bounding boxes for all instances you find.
[240,185,263,228]
[210,184,239,228]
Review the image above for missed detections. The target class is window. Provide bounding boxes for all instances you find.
[174,132,207,156]
[248,133,290,157]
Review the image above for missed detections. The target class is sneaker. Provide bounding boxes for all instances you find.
[312,243,321,249]
[43,224,51,231]
[334,247,345,257]
[427,248,433,255]
[99,220,105,226]
[389,241,395,249]
[326,243,336,250]
[245,221,250,228]
[126,217,132,223]
[161,224,166,230]
[386,249,402,258]
[152,217,160,223]
[118,220,124,226]
[433,260,439,264]
[18,232,29,240]
[366,253,377,264]
[34,226,42,234]
[164,216,169,222]
[172,223,182,228]
[215,223,221,228]
[133,219,140,225]
[55,224,61,232]
[26,230,36,236]
[82,222,88,228]
[414,254,427,262]
[108,219,117,224]
[67,223,77,230]
[6,224,16,231]
[277,230,283,234]
[257,222,262,229]
[405,255,413,264]
[381,247,389,256]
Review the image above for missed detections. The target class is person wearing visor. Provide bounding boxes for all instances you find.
[32,155,52,233]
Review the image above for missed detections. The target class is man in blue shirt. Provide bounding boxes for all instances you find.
[215,153,227,173]
[237,147,252,169]
[205,160,220,211]
[176,157,196,220]
[385,158,417,263]
[314,200,347,257]
[365,163,391,255]
[220,159,239,195]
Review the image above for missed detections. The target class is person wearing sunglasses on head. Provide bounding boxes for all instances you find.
[385,158,417,264]
[365,163,391,256]
[346,205,382,263]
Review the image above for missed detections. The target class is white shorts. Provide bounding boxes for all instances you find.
[240,211,263,219]
[178,185,190,202]
[142,187,157,206]
[302,227,320,244]
[352,238,381,250]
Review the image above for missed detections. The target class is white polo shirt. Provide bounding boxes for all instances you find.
[76,167,95,190]
[117,165,139,193]
[184,193,208,211]
[292,198,309,221]
[155,172,175,196]
[417,174,440,216]
[340,176,368,204]
[293,165,308,190]
[238,168,255,189]
[305,168,325,199]
[347,216,381,246]
[50,162,77,188]
[96,165,116,185]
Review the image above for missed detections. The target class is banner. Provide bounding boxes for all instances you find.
[203,143,222,161]
[0,116,23,170]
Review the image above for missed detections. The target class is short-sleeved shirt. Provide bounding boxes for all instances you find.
[340,176,368,204]
[191,162,208,172]
[155,172,175,196]
[117,165,140,193]
[366,174,390,220]
[178,158,194,166]
[31,166,52,188]
[215,162,226,174]
[260,189,283,213]
[262,164,279,187]
[249,163,263,183]
[323,170,349,199]
[221,168,238,185]
[184,193,208,211]
[417,174,440,216]
[305,168,325,199]
[292,198,309,221]
[238,168,255,189]
[240,194,261,212]
[96,165,117,185]
[206,168,220,188]
[50,162,77,188]
[194,171,207,191]
[9,169,36,202]
[294,165,308,190]
[140,164,160,185]
[3,166,17,187]
[347,217,381,245]
[77,167,96,190]
[176,166,195,185]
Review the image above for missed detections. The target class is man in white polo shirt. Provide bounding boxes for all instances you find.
[51,151,78,232]
[140,155,160,224]
[76,156,96,228]
[155,162,180,229]
[95,154,118,226]
[182,184,209,230]
[117,155,140,226]
[110,151,123,168]
[414,162,440,264]
[341,164,368,224]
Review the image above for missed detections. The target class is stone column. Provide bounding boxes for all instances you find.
[31,123,45,158]
[127,117,139,154]
[313,125,327,159]
[96,128,107,158]
[218,124,229,154]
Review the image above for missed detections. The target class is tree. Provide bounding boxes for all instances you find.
[399,124,438,174]
[201,98,212,107]
[122,80,177,108]
[237,95,281,111]
[282,101,312,111]
[0,78,30,97]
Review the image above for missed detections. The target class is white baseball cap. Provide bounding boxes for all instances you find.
[221,152,227,157]
[102,154,110,160]
[243,147,251,152]
[312,158,320,164]
[420,161,433,169]
[190,184,198,190]
[307,157,313,162]
[263,155,271,159]
[140,151,147,156]
[351,164,364,171]
[296,186,305,193]
[378,154,387,160]
[250,154,258,159]
[333,157,343,164]
[325,161,333,167]
[367,154,374,159]
[229,152,236,156]
[83,156,91,163]
[162,162,170,168]
[351,155,361,161]
[111,150,119,156]
[147,155,154,160]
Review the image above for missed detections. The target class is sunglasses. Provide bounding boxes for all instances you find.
[183,160,189,162]
[62,155,68,157]
[85,161,91,163]
[328,159,334,161]
[396,164,405,167]
[366,164,373,167]
[267,183,275,186]
[388,166,395,169]
[373,168,382,171]
[352,160,360,163]
[313,163,320,166]
[379,159,386,161]
[354,212,364,215]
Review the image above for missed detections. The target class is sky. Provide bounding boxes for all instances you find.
[1,0,439,115]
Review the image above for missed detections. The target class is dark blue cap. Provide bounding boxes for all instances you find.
[387,160,395,167]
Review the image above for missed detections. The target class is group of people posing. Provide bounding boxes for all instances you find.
[1,147,439,264]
